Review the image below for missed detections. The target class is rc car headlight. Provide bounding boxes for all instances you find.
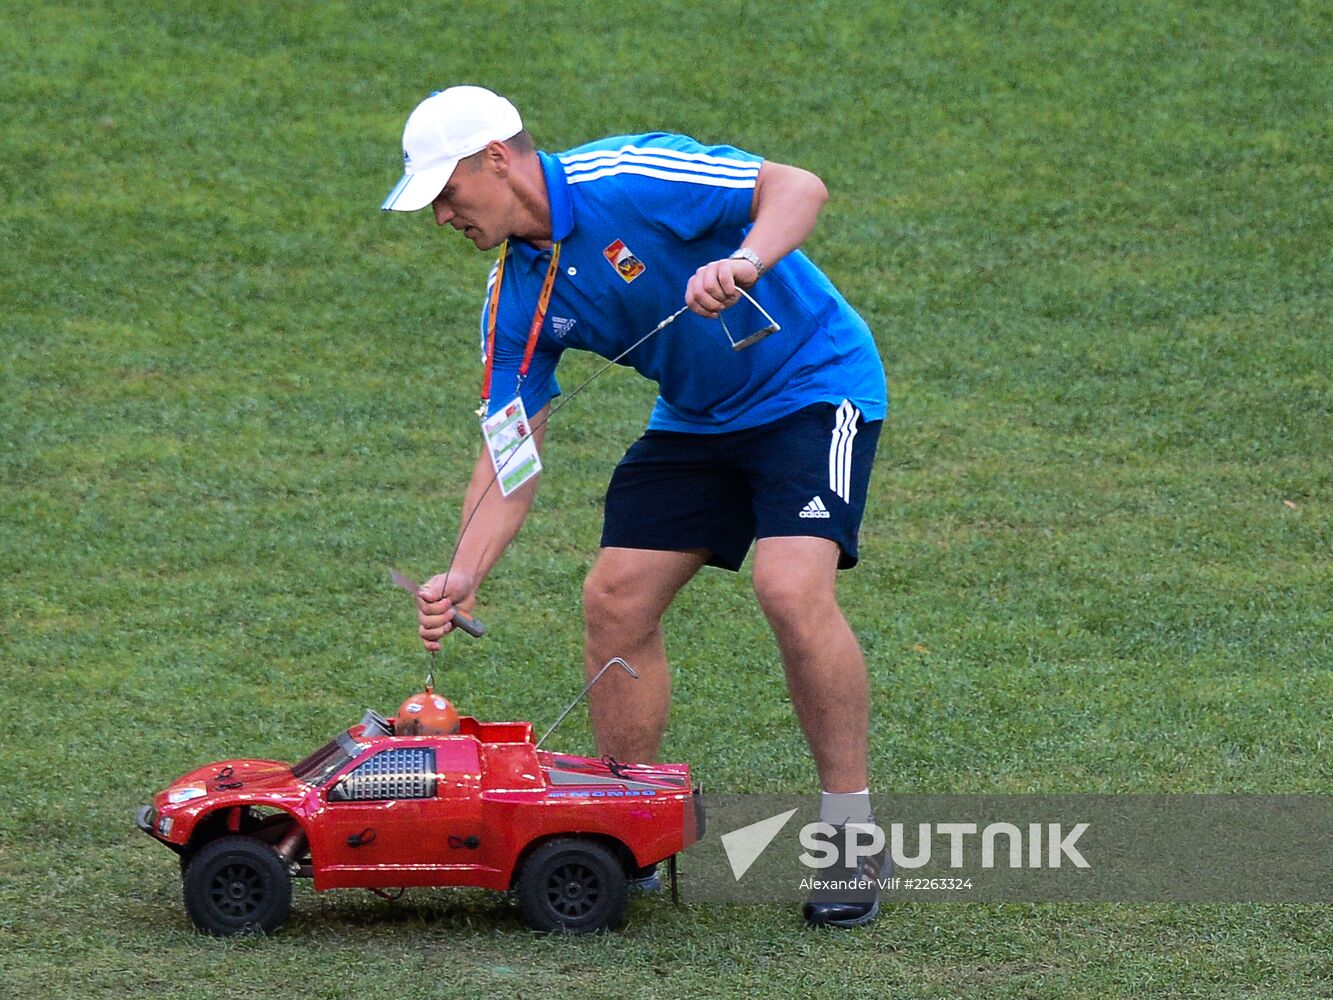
[157,815,173,836]
[167,783,207,804]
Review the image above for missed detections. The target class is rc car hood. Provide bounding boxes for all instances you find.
[153,758,307,811]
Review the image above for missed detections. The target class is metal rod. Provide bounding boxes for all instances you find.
[536,656,639,749]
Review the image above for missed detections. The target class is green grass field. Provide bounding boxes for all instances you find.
[2,1,1329,996]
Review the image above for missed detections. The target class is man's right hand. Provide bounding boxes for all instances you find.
[416,571,478,650]
[685,256,756,318]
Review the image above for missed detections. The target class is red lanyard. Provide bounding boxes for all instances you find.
[480,240,562,412]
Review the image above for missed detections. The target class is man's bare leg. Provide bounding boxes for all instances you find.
[751,536,869,793]
[583,546,709,762]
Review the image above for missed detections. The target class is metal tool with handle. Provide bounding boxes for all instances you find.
[388,567,486,638]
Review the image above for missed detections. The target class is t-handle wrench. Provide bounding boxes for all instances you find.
[389,567,486,638]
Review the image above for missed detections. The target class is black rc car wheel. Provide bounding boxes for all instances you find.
[516,838,628,934]
[182,835,292,936]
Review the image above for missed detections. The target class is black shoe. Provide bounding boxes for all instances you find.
[803,822,891,928]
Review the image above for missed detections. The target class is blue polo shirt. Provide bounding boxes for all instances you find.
[480,133,886,433]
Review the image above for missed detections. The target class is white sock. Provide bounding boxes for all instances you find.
[820,787,872,826]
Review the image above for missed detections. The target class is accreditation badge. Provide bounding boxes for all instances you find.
[481,395,542,496]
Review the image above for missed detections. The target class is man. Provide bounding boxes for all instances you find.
[382,86,888,927]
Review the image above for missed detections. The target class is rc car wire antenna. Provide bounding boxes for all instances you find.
[537,656,639,749]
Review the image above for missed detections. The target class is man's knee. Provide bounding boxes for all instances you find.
[584,564,659,640]
[752,537,842,632]
[584,549,705,644]
[752,568,836,636]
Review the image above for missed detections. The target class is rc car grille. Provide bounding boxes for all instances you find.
[338,748,437,801]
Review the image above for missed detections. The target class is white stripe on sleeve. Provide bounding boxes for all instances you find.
[565,162,757,189]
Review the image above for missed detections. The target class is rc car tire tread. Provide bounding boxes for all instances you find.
[182,834,292,936]
[515,838,628,934]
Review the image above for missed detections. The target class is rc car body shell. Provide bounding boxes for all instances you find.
[138,716,700,897]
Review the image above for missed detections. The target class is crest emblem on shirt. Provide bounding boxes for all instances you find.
[551,316,577,339]
[603,239,646,283]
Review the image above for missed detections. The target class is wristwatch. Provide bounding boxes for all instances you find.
[728,247,767,278]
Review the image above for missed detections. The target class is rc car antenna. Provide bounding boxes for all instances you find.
[536,656,639,749]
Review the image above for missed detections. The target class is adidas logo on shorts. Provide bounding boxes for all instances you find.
[799,496,831,519]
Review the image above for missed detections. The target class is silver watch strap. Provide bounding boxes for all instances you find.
[728,247,766,277]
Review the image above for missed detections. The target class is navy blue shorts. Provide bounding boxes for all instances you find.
[601,401,881,571]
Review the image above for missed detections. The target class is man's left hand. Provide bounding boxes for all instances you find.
[686,256,758,318]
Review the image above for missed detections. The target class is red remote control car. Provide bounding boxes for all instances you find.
[136,695,702,935]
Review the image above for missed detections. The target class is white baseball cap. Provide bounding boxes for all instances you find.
[381,86,523,212]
